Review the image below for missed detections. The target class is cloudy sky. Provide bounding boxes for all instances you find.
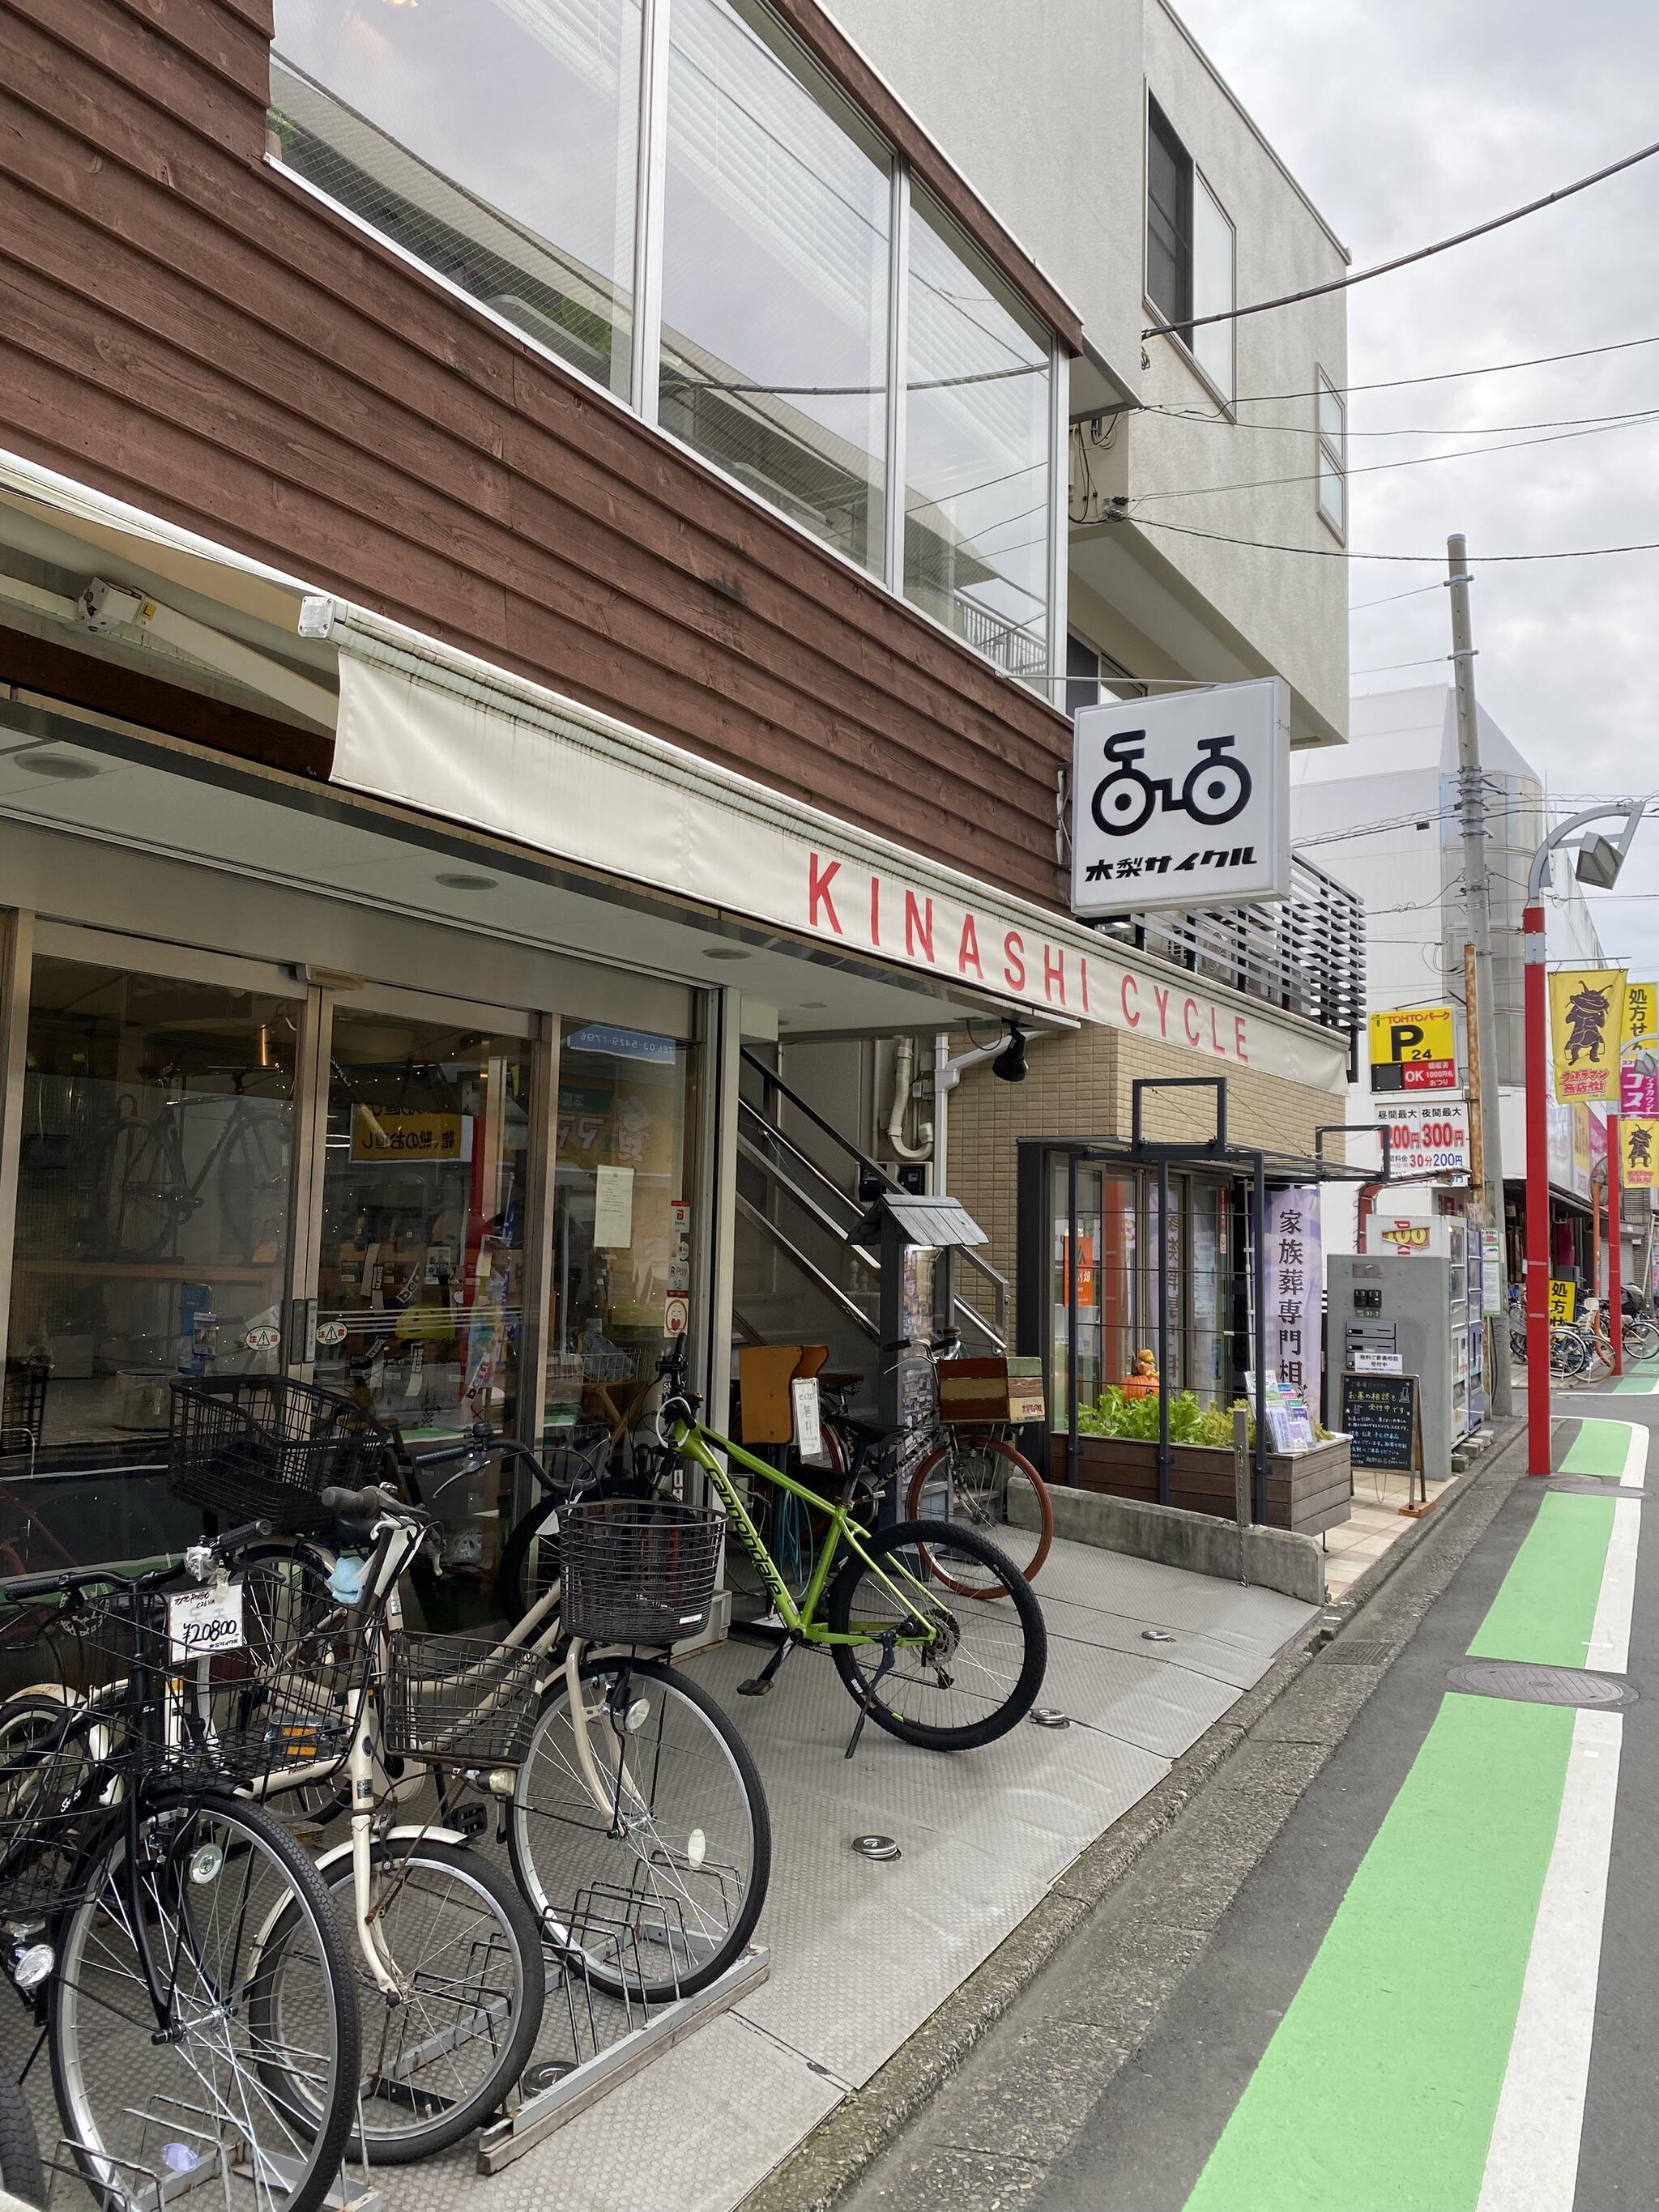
[1175,0,1659,974]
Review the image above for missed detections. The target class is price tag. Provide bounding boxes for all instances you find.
[791,1377,826,1465]
[168,1582,244,1662]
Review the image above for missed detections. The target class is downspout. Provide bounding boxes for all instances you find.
[885,1035,934,1162]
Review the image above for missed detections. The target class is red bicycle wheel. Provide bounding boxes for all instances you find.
[906,1434,1053,1596]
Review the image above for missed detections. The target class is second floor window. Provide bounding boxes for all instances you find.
[1316,369,1346,537]
[1145,97,1235,405]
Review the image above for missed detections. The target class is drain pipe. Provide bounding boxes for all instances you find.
[885,1035,933,1162]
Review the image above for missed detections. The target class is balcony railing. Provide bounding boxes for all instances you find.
[1094,851,1367,1052]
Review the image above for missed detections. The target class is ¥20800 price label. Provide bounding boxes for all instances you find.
[168,1583,245,1662]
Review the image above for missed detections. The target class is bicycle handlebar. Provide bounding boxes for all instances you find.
[0,1517,274,1605]
[318,1482,406,1522]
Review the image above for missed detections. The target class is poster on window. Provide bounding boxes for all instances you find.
[1265,1187,1321,1404]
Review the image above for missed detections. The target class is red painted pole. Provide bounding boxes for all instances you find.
[1524,903,1552,1473]
[1609,1112,1623,1375]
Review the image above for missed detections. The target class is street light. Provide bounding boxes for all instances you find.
[1523,799,1646,1474]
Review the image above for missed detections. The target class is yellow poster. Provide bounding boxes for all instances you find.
[1623,1118,1659,1191]
[1626,982,1657,1057]
[1550,967,1626,1101]
[350,1108,465,1162]
[1367,1005,1456,1093]
[1548,1279,1577,1323]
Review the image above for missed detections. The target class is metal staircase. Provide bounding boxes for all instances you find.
[733,1048,1008,1367]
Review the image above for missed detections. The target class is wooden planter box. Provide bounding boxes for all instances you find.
[1047,1432,1352,1538]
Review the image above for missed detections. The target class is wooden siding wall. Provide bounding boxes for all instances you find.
[0,0,1076,911]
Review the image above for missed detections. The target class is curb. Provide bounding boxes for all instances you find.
[744,1413,1532,2212]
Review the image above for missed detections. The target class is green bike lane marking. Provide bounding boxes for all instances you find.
[1559,1417,1647,1484]
[1182,1479,1623,2212]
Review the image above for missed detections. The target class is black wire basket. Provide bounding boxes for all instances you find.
[382,1631,547,1767]
[559,1498,723,1646]
[168,1377,388,1534]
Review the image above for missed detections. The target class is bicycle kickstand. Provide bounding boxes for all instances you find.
[842,1631,898,1762]
[737,1634,795,1699]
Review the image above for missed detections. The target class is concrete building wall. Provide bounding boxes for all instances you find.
[821,0,1350,748]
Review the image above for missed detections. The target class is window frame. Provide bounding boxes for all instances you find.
[267,0,1067,691]
[1143,93,1235,411]
[1316,367,1346,541]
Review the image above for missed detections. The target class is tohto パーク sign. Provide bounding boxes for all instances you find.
[1368,1006,1456,1093]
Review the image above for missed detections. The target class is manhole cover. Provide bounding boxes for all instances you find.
[1549,1477,1644,1498]
[1448,1661,1636,1707]
[1320,1639,1397,1667]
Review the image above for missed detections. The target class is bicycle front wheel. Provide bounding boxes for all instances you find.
[255,1835,544,2164]
[51,1791,359,2212]
[0,2062,43,2206]
[509,1655,770,2002]
[825,1519,1047,1751]
[906,1435,1053,1589]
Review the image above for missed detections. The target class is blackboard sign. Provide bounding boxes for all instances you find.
[1341,1370,1422,1473]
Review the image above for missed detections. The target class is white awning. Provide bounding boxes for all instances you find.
[326,604,1349,1092]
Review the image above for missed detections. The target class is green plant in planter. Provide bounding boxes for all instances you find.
[1076,1387,1255,1447]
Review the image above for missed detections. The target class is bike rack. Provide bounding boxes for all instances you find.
[476,1938,771,2173]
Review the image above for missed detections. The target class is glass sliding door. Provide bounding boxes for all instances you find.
[6,956,301,1455]
[548,1018,697,1452]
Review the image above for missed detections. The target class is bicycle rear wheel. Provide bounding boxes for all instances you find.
[825,1519,1047,1751]
[509,1655,770,2002]
[257,1834,543,2163]
[906,1434,1053,1589]
[50,1791,359,2212]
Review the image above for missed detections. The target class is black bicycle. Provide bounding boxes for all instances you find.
[1089,730,1252,837]
[0,1531,360,2212]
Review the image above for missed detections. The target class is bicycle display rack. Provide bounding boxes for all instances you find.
[46,2126,382,2212]
[476,1890,770,2174]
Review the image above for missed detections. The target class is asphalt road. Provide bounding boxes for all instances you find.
[837,1387,1659,2212]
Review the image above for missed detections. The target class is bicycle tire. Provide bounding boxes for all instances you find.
[825,1518,1047,1751]
[213,1540,352,1829]
[496,1494,559,1626]
[0,2065,43,2207]
[906,1434,1053,1591]
[104,1110,189,1261]
[257,1834,544,2164]
[52,1788,360,2212]
[509,1654,770,2002]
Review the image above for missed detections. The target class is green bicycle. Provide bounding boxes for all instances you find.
[650,1342,1047,1754]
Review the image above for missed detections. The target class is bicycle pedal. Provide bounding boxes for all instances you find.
[736,1675,774,1698]
[450,1801,489,1840]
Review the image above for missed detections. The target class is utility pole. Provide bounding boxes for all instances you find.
[1448,533,1512,1417]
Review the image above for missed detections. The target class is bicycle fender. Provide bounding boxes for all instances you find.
[245,1824,476,1951]
[310,1822,472,1878]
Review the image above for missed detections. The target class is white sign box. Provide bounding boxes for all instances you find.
[1375,1097,1472,1182]
[1070,678,1290,914]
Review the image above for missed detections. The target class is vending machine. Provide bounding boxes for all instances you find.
[1326,1251,1460,1485]
[1362,1210,1472,1444]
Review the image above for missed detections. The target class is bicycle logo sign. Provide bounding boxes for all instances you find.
[1089,730,1252,837]
[1069,680,1289,918]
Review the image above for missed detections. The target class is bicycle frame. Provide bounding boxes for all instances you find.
[669,1417,943,1649]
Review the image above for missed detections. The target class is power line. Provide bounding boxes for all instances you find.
[1097,517,1659,564]
[1142,134,1659,339]
[1136,331,1659,413]
[1349,582,1447,613]
[1144,403,1659,440]
[1132,408,1659,503]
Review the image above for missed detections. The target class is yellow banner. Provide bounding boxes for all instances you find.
[1626,982,1657,1057]
[1623,1117,1659,1190]
[1550,967,1626,1101]
[1548,1279,1577,1323]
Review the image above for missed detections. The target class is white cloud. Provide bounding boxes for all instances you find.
[1173,0,1659,969]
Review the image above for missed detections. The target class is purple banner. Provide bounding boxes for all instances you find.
[1623,1063,1659,1115]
